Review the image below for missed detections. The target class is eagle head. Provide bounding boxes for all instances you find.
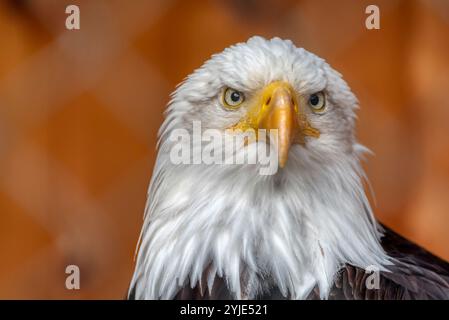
[164,36,359,172]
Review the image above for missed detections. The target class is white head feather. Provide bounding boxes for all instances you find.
[129,36,391,299]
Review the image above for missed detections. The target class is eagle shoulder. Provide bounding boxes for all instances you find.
[311,225,449,300]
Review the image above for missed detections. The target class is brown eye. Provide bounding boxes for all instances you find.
[223,88,245,108]
[308,92,326,112]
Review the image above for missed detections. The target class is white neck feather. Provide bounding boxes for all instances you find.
[129,142,391,300]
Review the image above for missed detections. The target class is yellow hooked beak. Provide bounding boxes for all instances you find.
[259,82,299,168]
[230,81,320,168]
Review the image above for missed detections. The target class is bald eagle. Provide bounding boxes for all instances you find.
[128,37,449,300]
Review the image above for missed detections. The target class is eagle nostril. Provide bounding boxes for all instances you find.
[266,97,271,105]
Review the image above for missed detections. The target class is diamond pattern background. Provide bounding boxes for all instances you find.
[0,0,448,298]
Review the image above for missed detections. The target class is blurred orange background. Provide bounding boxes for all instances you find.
[0,0,448,299]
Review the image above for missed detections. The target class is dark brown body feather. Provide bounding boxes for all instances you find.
[129,225,449,300]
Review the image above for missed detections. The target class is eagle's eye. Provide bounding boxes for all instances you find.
[223,88,245,109]
[308,92,326,112]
